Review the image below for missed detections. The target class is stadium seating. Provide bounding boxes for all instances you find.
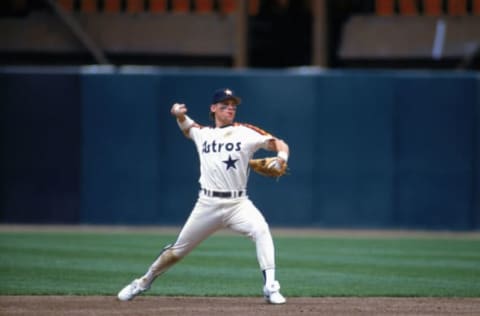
[448,0,467,16]
[194,0,214,13]
[375,0,395,16]
[399,0,418,15]
[104,0,121,13]
[475,0,480,15]
[126,0,143,13]
[423,0,442,16]
[376,0,475,16]
[80,0,97,13]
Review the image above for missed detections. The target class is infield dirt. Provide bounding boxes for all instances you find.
[1,296,480,316]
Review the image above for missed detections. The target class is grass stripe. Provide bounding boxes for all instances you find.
[0,231,479,297]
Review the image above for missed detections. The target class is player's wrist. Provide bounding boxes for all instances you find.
[177,115,195,131]
[277,151,288,163]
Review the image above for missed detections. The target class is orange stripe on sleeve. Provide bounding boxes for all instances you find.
[237,122,271,136]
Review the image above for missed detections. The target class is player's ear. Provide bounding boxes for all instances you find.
[209,104,216,121]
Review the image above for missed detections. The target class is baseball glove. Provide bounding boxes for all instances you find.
[249,157,287,178]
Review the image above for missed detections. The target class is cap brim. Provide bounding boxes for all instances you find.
[220,96,241,105]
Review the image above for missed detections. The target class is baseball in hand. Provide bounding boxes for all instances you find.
[171,103,186,116]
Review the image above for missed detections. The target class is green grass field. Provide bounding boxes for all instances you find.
[1,229,479,297]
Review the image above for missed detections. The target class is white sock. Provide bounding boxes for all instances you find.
[263,268,275,286]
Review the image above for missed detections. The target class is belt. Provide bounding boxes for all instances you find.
[202,188,244,198]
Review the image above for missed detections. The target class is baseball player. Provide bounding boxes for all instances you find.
[117,88,289,304]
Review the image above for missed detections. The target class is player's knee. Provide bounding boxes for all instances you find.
[250,222,270,241]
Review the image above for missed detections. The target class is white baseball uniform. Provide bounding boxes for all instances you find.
[170,122,277,271]
[118,91,287,304]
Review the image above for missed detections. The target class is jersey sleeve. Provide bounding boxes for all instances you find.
[186,123,204,142]
[238,123,274,151]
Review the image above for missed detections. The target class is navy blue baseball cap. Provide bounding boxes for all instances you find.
[212,88,241,105]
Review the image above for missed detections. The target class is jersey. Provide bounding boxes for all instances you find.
[188,123,273,191]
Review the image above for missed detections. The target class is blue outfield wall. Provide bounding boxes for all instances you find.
[0,68,479,230]
[0,72,82,223]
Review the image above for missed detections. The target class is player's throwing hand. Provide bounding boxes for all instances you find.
[170,103,187,117]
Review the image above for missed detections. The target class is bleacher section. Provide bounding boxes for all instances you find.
[0,0,479,68]
[0,0,257,66]
[339,0,480,69]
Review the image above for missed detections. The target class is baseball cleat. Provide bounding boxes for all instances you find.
[263,280,286,304]
[117,278,149,301]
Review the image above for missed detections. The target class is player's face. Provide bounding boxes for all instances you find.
[212,100,237,126]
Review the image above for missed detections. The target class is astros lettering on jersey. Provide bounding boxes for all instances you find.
[189,122,273,192]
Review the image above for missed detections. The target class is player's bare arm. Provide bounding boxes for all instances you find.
[171,103,196,137]
[267,138,289,164]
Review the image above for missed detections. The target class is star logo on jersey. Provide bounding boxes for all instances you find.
[222,154,238,170]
